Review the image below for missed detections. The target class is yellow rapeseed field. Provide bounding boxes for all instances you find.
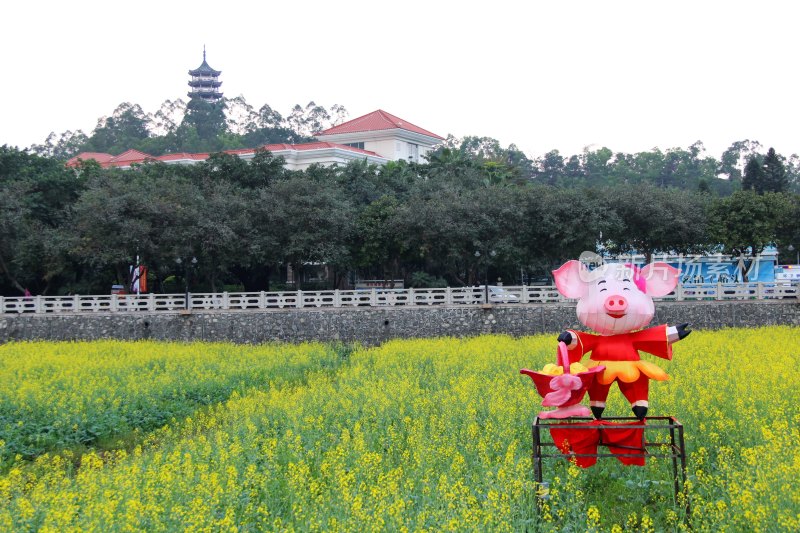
[0,327,798,532]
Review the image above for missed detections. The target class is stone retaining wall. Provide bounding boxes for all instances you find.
[1,300,797,346]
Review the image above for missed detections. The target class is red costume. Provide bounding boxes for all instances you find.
[566,325,672,406]
[550,420,646,467]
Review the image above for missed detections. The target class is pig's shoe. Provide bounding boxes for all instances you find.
[591,406,604,419]
[632,405,648,420]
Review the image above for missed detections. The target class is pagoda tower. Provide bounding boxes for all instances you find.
[187,47,223,102]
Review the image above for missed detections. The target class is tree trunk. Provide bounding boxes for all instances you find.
[0,252,26,293]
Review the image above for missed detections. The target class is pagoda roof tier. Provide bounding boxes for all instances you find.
[188,59,221,76]
[188,92,224,100]
[188,80,222,88]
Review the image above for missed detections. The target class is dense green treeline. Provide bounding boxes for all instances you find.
[1,143,798,297]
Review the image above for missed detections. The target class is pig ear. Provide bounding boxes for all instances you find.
[552,260,589,299]
[639,262,680,297]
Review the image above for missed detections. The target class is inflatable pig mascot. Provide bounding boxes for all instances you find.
[553,260,691,420]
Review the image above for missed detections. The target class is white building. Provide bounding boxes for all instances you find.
[67,110,444,171]
[315,109,444,164]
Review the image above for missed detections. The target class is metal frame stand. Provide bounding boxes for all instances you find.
[532,416,688,511]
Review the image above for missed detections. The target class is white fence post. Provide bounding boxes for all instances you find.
[296,290,303,308]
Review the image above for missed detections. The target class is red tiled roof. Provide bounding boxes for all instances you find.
[317,110,444,140]
[109,149,153,164]
[65,152,115,167]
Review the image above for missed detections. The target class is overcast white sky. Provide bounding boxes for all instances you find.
[2,0,797,160]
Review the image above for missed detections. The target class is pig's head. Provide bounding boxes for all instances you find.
[552,260,679,335]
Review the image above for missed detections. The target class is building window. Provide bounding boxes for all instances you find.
[345,142,365,150]
[408,143,419,162]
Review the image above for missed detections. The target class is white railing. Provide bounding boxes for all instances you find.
[1,283,796,314]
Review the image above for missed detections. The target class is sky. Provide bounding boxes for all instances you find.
[2,0,798,161]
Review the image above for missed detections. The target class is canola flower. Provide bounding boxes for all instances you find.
[0,328,797,532]
[539,362,589,376]
[0,340,350,467]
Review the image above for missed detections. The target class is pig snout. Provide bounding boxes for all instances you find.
[604,295,628,318]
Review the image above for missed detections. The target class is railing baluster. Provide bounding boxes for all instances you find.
[2,282,798,315]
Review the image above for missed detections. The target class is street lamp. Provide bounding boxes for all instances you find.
[475,249,497,304]
[175,256,197,309]
[789,244,798,265]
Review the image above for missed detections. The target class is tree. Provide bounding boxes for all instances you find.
[354,195,407,284]
[582,147,614,182]
[785,154,800,193]
[180,98,228,150]
[223,95,259,135]
[260,174,355,289]
[423,146,484,188]
[65,164,213,292]
[513,185,615,271]
[707,190,793,257]
[0,146,86,294]
[83,103,152,154]
[440,135,534,183]
[256,104,284,128]
[742,154,765,193]
[30,130,89,160]
[564,155,585,180]
[149,99,187,136]
[285,101,343,138]
[762,147,788,193]
[537,150,565,186]
[603,184,712,263]
[188,178,253,292]
[719,140,762,183]
[398,184,523,285]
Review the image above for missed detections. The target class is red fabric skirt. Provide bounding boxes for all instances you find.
[548,420,646,467]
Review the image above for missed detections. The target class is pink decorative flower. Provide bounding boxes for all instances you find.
[542,374,582,406]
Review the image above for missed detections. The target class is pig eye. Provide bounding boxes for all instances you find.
[623,287,630,291]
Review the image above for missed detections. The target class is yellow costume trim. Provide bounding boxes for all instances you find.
[585,360,670,384]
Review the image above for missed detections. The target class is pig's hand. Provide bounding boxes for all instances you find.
[557,331,574,346]
[668,323,692,342]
